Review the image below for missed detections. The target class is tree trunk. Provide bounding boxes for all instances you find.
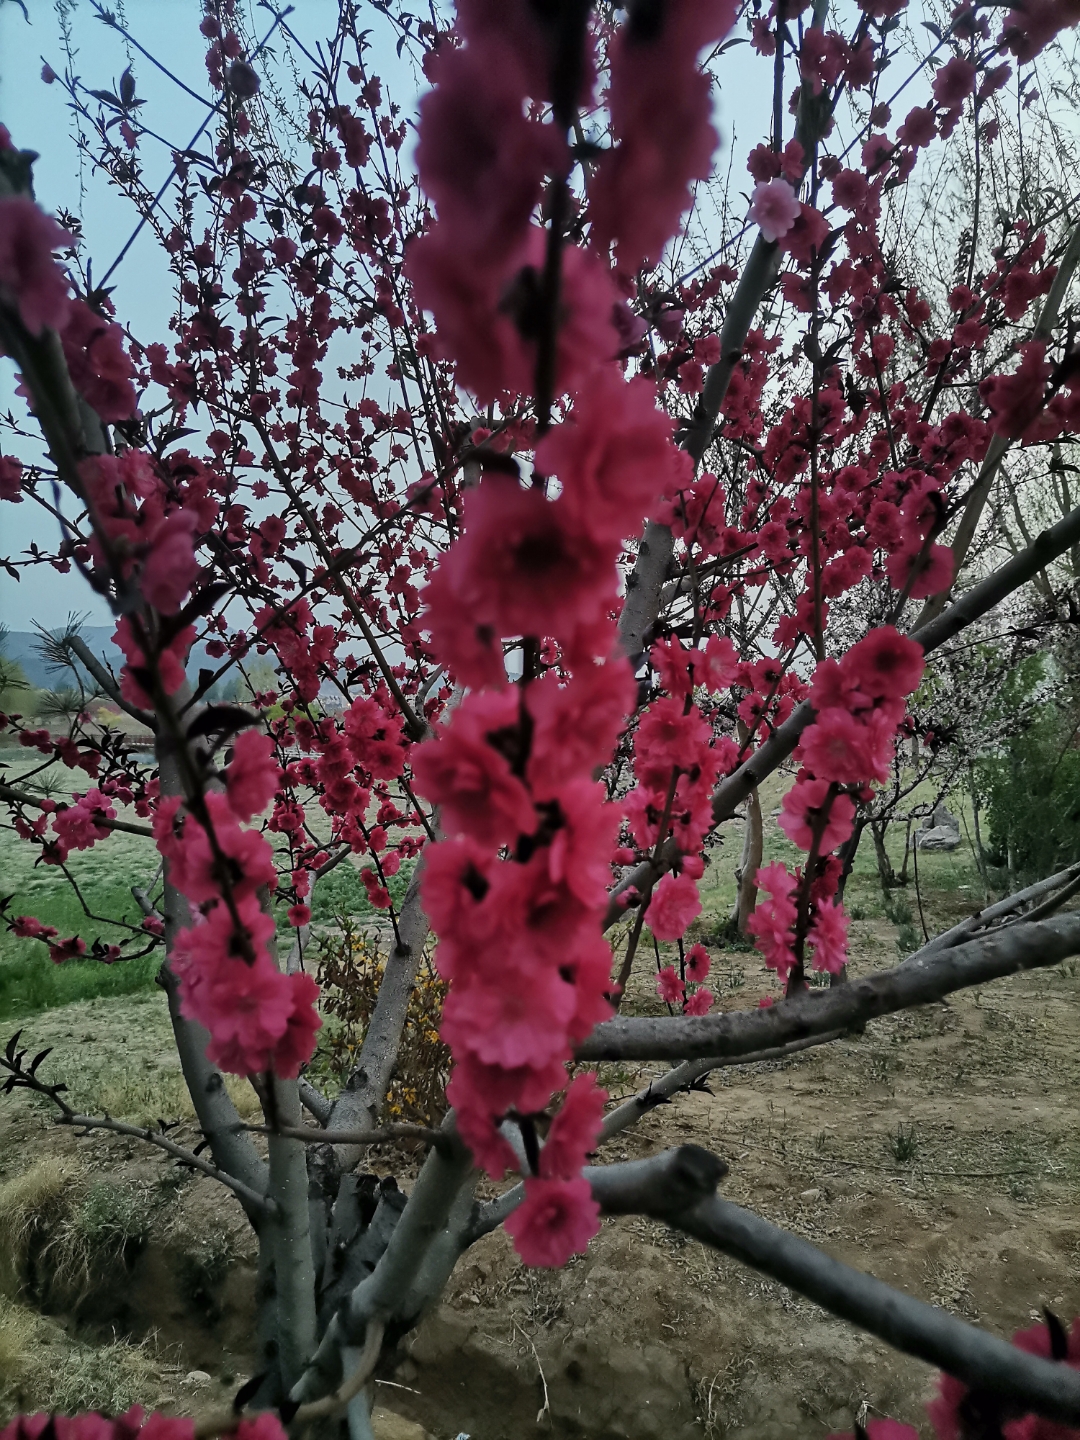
[730,785,763,934]
[836,816,865,902]
[871,817,896,890]
[968,763,991,902]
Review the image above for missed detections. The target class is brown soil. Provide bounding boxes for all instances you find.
[2,920,1080,1439]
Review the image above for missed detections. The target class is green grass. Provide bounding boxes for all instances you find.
[310,855,415,922]
[0,948,164,1022]
[0,756,165,1019]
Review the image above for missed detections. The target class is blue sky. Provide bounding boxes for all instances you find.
[0,0,367,629]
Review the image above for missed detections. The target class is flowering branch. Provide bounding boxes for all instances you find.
[577,910,1080,1061]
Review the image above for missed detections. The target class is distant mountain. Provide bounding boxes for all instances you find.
[2,627,220,693]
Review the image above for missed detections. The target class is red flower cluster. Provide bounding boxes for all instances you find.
[0,194,72,336]
[588,0,739,274]
[656,941,714,1015]
[154,736,321,1078]
[409,0,737,1266]
[80,450,202,615]
[831,1318,1080,1440]
[748,629,924,981]
[1,1407,286,1440]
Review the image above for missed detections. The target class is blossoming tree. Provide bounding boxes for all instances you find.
[3,0,1080,1435]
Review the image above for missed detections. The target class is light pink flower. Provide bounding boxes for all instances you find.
[749,178,801,243]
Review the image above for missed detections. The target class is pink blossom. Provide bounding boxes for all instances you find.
[686,942,711,981]
[749,179,801,243]
[700,634,740,691]
[423,473,617,671]
[442,965,576,1069]
[932,57,976,108]
[799,707,896,784]
[60,297,137,422]
[11,916,58,941]
[928,1316,1080,1440]
[746,862,799,978]
[1,1409,197,1440]
[420,838,500,976]
[504,1175,601,1268]
[226,729,281,822]
[647,871,701,941]
[542,777,621,910]
[588,0,737,274]
[526,657,637,794]
[234,1416,288,1440]
[411,689,537,846]
[808,898,849,974]
[270,971,322,1078]
[980,341,1051,438]
[114,617,194,708]
[343,695,406,779]
[540,1073,607,1180]
[635,697,713,791]
[0,195,72,335]
[173,898,297,1075]
[0,455,23,502]
[165,794,277,905]
[52,789,116,852]
[142,509,200,614]
[683,985,713,1015]
[840,627,924,702]
[416,41,562,265]
[534,366,689,546]
[656,964,686,1005]
[778,778,855,853]
[49,935,87,963]
[830,1422,919,1440]
[782,202,831,265]
[886,541,955,599]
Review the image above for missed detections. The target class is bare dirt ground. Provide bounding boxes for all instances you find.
[2,918,1079,1440]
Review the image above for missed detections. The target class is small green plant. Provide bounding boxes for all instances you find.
[44,1181,152,1297]
[895,922,921,955]
[890,1123,919,1164]
[883,894,913,927]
